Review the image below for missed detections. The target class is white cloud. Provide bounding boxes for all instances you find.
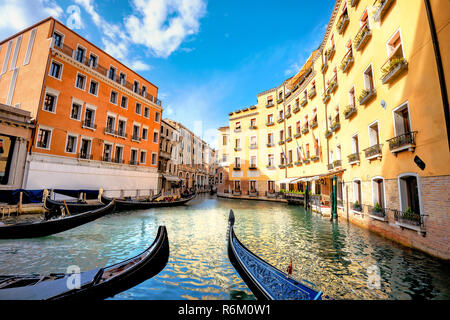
[0,0,63,39]
[125,0,207,58]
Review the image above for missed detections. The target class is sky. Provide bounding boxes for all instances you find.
[0,0,336,148]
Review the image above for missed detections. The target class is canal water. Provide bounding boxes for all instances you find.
[0,195,449,300]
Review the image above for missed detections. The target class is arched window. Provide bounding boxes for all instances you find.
[371,177,385,208]
[398,174,421,215]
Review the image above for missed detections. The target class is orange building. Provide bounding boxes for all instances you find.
[0,18,163,197]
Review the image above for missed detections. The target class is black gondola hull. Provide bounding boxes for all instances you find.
[0,226,169,300]
[0,201,115,239]
[102,195,195,211]
[44,196,111,214]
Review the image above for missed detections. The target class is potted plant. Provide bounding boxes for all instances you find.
[353,201,362,211]
[374,202,383,213]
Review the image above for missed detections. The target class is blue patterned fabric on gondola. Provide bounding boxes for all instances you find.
[232,236,322,300]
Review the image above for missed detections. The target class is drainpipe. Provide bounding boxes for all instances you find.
[424,0,450,151]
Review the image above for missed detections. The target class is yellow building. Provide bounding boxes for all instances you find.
[218,0,450,260]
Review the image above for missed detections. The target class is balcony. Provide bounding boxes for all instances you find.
[233,166,241,171]
[159,150,171,159]
[354,24,372,51]
[326,75,338,94]
[266,121,274,127]
[300,97,308,107]
[234,128,242,133]
[387,131,417,154]
[303,158,310,164]
[352,202,363,213]
[285,112,292,119]
[348,152,360,165]
[82,120,97,130]
[302,126,309,134]
[328,163,334,171]
[295,161,302,166]
[368,205,387,221]
[311,155,320,162]
[249,165,258,170]
[232,190,242,196]
[78,152,92,160]
[324,45,335,61]
[343,105,357,119]
[278,141,285,145]
[350,0,359,7]
[116,130,127,138]
[129,159,139,166]
[279,164,286,169]
[287,163,294,168]
[325,130,332,139]
[266,165,276,170]
[102,156,112,163]
[364,144,383,160]
[381,57,408,84]
[322,93,331,104]
[333,160,342,168]
[104,126,115,135]
[330,119,340,132]
[277,117,284,124]
[286,137,292,143]
[52,43,163,107]
[277,97,284,104]
[266,102,274,108]
[285,91,292,99]
[340,50,354,73]
[113,158,124,164]
[293,106,300,114]
[249,144,258,150]
[234,147,242,152]
[308,87,316,99]
[267,143,275,147]
[321,60,328,73]
[394,209,425,232]
[294,132,302,139]
[249,125,258,130]
[310,119,318,129]
[132,135,141,142]
[374,0,394,22]
[337,13,349,34]
[358,89,376,105]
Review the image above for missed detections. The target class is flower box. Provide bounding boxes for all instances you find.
[337,14,349,34]
[358,89,376,105]
[381,58,408,84]
[374,0,394,22]
[354,24,372,51]
[343,105,357,119]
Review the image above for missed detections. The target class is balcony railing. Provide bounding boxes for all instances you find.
[394,209,424,228]
[293,106,300,114]
[277,97,284,104]
[267,143,275,147]
[387,131,417,153]
[333,160,342,168]
[129,160,139,166]
[300,97,308,106]
[340,49,354,73]
[325,130,332,139]
[294,132,302,139]
[348,152,360,164]
[78,152,92,160]
[328,163,334,170]
[249,125,258,130]
[52,42,163,107]
[266,102,274,108]
[310,119,318,129]
[285,112,291,119]
[82,120,97,130]
[337,13,349,34]
[132,135,141,142]
[326,75,338,94]
[358,89,376,105]
[322,93,331,104]
[113,158,124,164]
[311,155,320,162]
[330,119,340,132]
[324,45,335,61]
[308,87,316,99]
[233,166,241,171]
[302,126,309,134]
[364,144,383,160]
[343,104,357,119]
[350,0,359,7]
[266,121,274,126]
[102,156,112,162]
[116,130,127,138]
[249,144,258,149]
[381,57,408,84]
[234,128,242,133]
[277,117,284,123]
[374,0,394,22]
[278,141,285,145]
[354,23,372,51]
[368,205,386,219]
[249,165,258,170]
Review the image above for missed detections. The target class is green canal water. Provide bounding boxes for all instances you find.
[0,195,449,300]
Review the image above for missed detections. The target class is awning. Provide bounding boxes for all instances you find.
[163,174,181,182]
[277,177,300,185]
[286,50,318,90]
[292,170,345,183]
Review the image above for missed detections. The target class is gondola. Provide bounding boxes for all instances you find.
[101,194,196,211]
[227,210,323,300]
[0,226,169,300]
[44,196,111,214]
[0,201,115,239]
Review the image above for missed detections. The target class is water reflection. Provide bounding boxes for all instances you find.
[0,195,449,300]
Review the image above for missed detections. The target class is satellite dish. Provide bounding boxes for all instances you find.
[381,100,387,109]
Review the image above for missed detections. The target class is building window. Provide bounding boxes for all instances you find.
[288,150,292,163]
[398,174,421,215]
[372,177,385,208]
[153,131,159,143]
[369,122,380,146]
[155,112,160,122]
[142,127,148,140]
[144,107,150,118]
[89,80,98,96]
[349,87,356,106]
[106,115,115,134]
[36,128,51,149]
[130,149,138,165]
[222,135,227,146]
[132,125,140,141]
[118,119,126,137]
[140,151,147,164]
[235,157,241,168]
[279,130,284,142]
[65,135,77,154]
[88,54,97,68]
[135,103,142,115]
[43,93,57,113]
[268,181,275,193]
[141,86,147,97]
[114,146,123,163]
[133,81,139,94]
[151,153,157,165]
[83,108,96,129]
[235,138,240,149]
[296,121,301,134]
[250,118,256,127]
[353,179,362,208]
[363,65,375,91]
[103,144,113,162]
[75,73,86,90]
[70,102,82,120]
[352,134,359,154]
[121,96,128,109]
[49,61,62,79]
[53,32,63,48]
[79,138,92,159]
[119,72,126,85]
[109,66,116,81]
[268,114,273,123]
[268,133,273,144]
[75,46,85,63]
[393,103,412,137]
[287,126,292,139]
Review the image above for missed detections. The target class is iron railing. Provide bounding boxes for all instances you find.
[387,131,417,151]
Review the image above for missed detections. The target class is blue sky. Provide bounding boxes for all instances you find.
[0,0,336,147]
